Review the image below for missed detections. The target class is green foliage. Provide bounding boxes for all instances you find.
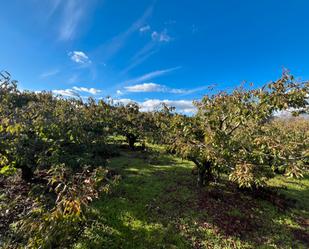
[0,74,119,248]
[13,166,119,248]
[106,101,157,149]
[165,72,309,188]
[0,76,111,181]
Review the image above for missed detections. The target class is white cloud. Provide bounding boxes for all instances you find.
[139,25,151,32]
[52,89,79,98]
[72,86,101,95]
[125,83,164,92]
[52,86,102,98]
[122,82,212,95]
[124,82,187,94]
[116,90,124,95]
[113,98,196,114]
[274,107,308,118]
[69,51,91,64]
[141,99,195,113]
[114,98,135,106]
[151,29,172,42]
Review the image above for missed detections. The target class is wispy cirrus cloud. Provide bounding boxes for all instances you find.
[120,41,159,75]
[125,67,181,85]
[40,69,60,79]
[59,0,85,41]
[139,25,151,32]
[122,27,173,74]
[45,0,96,41]
[47,0,62,18]
[68,74,79,85]
[95,3,154,61]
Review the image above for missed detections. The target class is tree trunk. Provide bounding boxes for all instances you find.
[204,161,213,183]
[21,166,34,182]
[141,140,146,151]
[126,134,137,150]
[191,159,213,187]
[197,167,206,187]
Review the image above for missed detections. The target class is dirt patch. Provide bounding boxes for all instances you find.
[0,175,33,239]
[194,181,307,247]
[292,228,309,247]
[197,185,263,240]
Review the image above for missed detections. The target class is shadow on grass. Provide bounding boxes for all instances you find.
[194,180,309,248]
[75,149,309,249]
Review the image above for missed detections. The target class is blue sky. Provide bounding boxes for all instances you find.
[1,0,309,113]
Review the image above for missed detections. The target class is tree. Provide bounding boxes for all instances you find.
[0,74,118,247]
[169,73,309,188]
[111,102,155,150]
[0,76,109,181]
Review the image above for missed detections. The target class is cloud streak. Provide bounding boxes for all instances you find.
[47,0,62,18]
[40,69,60,78]
[54,0,96,41]
[139,25,151,32]
[125,67,181,85]
[120,41,159,74]
[59,0,84,40]
[95,3,154,61]
[122,27,173,74]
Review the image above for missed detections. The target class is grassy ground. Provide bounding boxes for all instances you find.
[74,146,309,249]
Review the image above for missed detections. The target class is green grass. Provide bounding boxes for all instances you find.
[74,147,309,249]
